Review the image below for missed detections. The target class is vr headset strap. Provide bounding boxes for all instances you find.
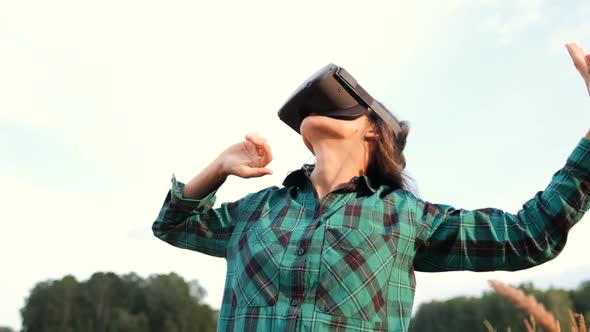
[335,68,403,138]
[369,101,403,138]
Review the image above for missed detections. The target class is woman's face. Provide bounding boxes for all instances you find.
[300,114,374,154]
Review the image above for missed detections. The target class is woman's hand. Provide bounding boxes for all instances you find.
[566,42,590,96]
[217,133,273,178]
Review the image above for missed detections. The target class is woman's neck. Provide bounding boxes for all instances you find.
[309,140,369,199]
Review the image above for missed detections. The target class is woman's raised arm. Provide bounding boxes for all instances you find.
[152,133,273,257]
[413,137,590,272]
[183,133,273,199]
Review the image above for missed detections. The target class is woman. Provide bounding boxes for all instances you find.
[153,43,590,332]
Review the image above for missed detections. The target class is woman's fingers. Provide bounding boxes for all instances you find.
[566,43,584,69]
[245,133,266,145]
[566,43,590,91]
[567,43,589,74]
[245,133,273,165]
[566,43,581,63]
[262,142,273,164]
[580,47,590,79]
[245,133,264,156]
[235,165,273,178]
[250,167,273,177]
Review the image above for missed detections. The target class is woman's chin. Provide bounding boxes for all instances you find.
[301,115,340,139]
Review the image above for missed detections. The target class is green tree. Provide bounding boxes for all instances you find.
[109,309,149,332]
[479,290,528,332]
[144,273,216,332]
[21,276,84,332]
[570,280,590,321]
[542,288,575,332]
[83,272,134,332]
[20,272,217,332]
[409,282,579,332]
[409,296,487,331]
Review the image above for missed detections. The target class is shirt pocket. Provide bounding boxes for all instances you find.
[232,226,291,307]
[315,226,396,322]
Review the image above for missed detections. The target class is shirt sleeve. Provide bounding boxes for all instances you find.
[152,174,246,258]
[413,137,590,272]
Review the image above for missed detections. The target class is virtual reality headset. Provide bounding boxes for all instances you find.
[277,63,402,138]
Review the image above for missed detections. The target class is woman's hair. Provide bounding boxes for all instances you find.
[366,101,413,192]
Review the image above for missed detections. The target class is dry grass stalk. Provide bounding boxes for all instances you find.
[483,319,496,332]
[570,311,578,332]
[524,317,535,332]
[578,313,587,332]
[489,280,561,332]
[570,310,588,332]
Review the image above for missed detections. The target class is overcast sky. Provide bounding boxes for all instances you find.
[2,0,590,329]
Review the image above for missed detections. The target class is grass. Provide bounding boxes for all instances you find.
[486,279,589,332]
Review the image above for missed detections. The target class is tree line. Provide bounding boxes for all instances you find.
[13,272,217,332]
[4,273,590,331]
[408,280,590,332]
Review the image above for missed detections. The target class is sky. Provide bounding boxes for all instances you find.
[2,0,590,329]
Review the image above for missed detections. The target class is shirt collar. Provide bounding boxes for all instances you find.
[282,165,377,195]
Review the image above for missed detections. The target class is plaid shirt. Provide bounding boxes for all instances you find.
[153,138,590,332]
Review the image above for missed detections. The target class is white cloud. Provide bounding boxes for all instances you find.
[477,0,544,44]
[548,0,590,56]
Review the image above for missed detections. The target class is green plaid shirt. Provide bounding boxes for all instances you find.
[153,138,590,332]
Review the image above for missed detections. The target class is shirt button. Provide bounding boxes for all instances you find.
[290,298,299,306]
[297,247,305,255]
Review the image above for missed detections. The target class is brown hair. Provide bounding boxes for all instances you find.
[366,102,413,192]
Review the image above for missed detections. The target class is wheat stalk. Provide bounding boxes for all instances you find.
[483,319,496,332]
[578,313,587,332]
[570,311,578,332]
[523,317,535,332]
[488,279,561,332]
[570,310,588,332]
